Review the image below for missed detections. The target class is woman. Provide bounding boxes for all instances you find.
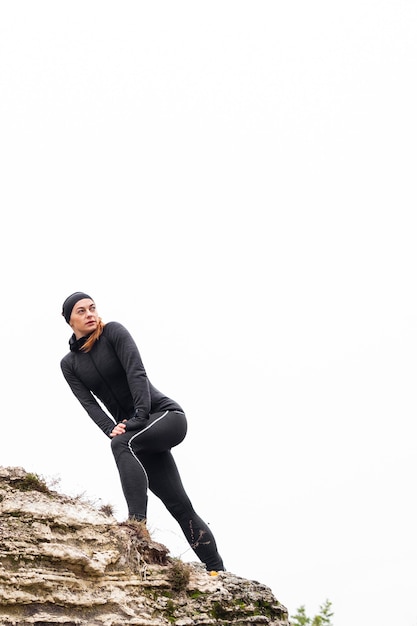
[60,291,224,572]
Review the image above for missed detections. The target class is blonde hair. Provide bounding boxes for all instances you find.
[81,318,105,352]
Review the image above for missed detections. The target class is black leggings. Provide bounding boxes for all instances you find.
[110,410,224,571]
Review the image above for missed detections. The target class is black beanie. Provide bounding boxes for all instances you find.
[62,292,93,324]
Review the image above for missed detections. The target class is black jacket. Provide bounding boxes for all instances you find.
[60,321,182,437]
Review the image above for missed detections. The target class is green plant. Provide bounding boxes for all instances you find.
[291,599,334,626]
[165,598,176,621]
[211,600,230,620]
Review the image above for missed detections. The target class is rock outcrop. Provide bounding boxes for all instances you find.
[0,466,288,626]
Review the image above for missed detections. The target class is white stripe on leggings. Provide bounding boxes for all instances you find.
[127,410,170,490]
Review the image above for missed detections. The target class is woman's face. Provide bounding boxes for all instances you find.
[69,298,99,339]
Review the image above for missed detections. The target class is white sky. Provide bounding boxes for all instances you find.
[1,2,416,625]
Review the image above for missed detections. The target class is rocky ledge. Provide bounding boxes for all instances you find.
[0,466,288,626]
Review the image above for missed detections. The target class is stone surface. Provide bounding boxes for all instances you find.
[0,466,288,626]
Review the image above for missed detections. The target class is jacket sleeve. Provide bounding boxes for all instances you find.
[60,358,116,437]
[105,322,152,427]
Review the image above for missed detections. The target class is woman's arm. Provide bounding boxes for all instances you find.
[60,359,116,437]
[104,322,152,424]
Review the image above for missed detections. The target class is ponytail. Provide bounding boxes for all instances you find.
[81,318,105,352]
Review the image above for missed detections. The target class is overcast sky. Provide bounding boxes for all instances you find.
[1,2,416,625]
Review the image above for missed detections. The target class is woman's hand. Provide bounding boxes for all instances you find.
[110,420,127,438]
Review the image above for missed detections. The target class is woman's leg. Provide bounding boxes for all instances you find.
[141,449,225,571]
[110,410,187,520]
[111,410,224,570]
[111,430,148,519]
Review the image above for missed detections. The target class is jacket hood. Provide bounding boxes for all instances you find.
[69,333,92,352]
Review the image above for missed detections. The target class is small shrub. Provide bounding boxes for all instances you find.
[99,503,115,517]
[14,473,50,494]
[120,518,151,542]
[167,558,191,592]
